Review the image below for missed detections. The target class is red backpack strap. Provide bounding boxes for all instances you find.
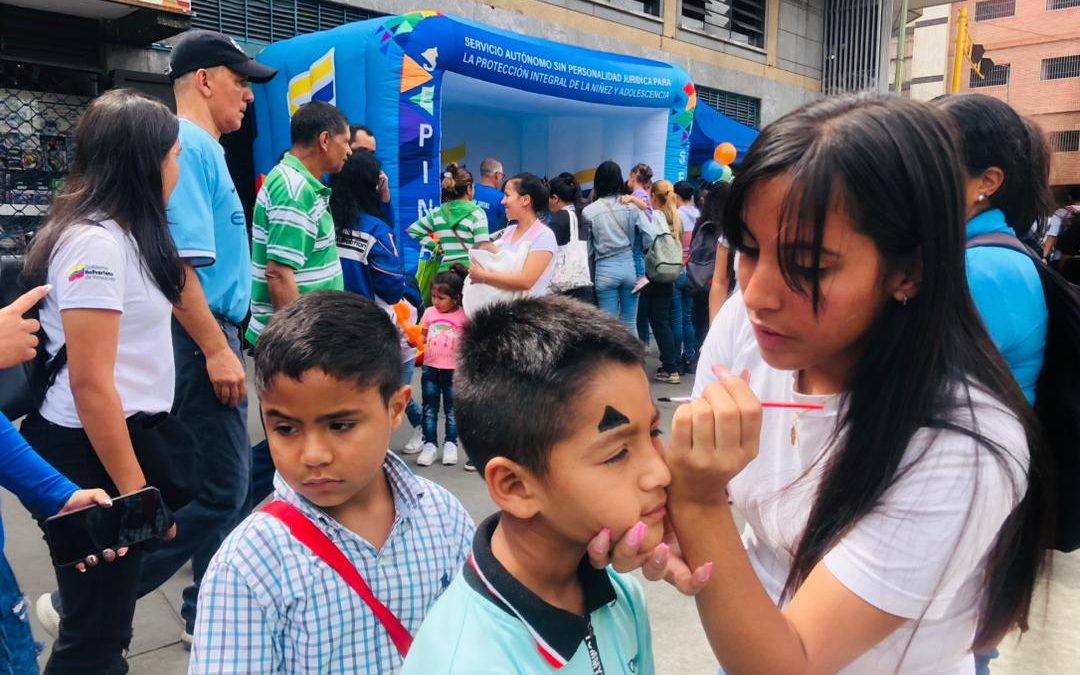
[260,500,413,657]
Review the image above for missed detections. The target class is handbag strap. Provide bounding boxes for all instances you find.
[260,500,413,657]
[567,210,579,241]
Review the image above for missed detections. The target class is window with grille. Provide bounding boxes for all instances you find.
[1042,55,1080,80]
[190,0,381,44]
[969,63,1009,87]
[601,0,662,17]
[682,0,768,49]
[1050,130,1080,153]
[974,0,1015,21]
[1047,0,1080,10]
[695,85,761,128]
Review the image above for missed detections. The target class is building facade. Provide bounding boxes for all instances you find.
[956,0,1080,189]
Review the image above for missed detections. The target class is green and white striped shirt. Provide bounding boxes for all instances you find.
[247,153,344,346]
[406,200,490,272]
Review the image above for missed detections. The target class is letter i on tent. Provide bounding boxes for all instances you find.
[288,48,336,116]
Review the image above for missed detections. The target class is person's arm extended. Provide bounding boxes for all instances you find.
[469,250,553,291]
[406,212,437,251]
[667,378,905,675]
[173,263,246,408]
[265,261,300,310]
[64,308,146,494]
[708,244,731,323]
[1042,234,1057,259]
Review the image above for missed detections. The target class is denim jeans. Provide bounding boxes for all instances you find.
[20,414,145,675]
[975,648,998,675]
[0,554,40,675]
[138,318,250,634]
[421,366,457,445]
[401,358,423,429]
[643,281,678,373]
[673,269,697,363]
[594,253,639,336]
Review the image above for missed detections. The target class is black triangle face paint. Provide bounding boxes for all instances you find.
[598,405,630,433]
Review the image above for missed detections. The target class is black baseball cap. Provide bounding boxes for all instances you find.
[168,29,278,83]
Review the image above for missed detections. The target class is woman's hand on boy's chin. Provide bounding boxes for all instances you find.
[586,519,713,596]
[667,366,760,505]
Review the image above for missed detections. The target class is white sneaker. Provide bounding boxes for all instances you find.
[401,428,424,454]
[442,442,458,465]
[417,443,438,466]
[180,628,193,651]
[36,592,60,638]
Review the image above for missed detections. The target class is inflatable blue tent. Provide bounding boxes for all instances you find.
[252,11,697,271]
[688,100,759,174]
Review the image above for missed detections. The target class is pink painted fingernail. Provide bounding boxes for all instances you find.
[653,542,670,566]
[712,365,732,378]
[693,562,714,584]
[627,521,646,548]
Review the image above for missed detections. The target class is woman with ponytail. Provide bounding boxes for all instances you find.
[407,163,494,274]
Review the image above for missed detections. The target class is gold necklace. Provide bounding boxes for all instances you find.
[790,408,814,447]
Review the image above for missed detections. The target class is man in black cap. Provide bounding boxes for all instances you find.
[37,29,280,651]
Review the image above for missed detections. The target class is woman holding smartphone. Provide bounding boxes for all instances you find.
[20,89,184,675]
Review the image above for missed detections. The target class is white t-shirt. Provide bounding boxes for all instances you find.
[692,292,1028,675]
[495,220,558,296]
[39,219,175,428]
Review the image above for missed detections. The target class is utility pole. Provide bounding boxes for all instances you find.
[951,6,969,94]
[894,0,910,93]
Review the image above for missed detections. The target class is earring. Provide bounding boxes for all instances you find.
[899,293,909,306]
[977,194,986,202]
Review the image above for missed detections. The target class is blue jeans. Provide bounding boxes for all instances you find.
[401,358,422,429]
[421,366,457,445]
[674,269,697,363]
[975,648,998,675]
[138,318,250,634]
[0,554,40,675]
[595,253,639,336]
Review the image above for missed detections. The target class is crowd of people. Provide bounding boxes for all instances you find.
[0,24,1076,675]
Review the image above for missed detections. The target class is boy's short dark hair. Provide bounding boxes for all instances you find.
[291,101,349,147]
[254,291,401,403]
[456,296,645,477]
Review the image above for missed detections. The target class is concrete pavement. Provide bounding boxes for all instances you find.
[4,357,1077,673]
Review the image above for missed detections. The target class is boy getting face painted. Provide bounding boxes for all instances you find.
[402,296,671,674]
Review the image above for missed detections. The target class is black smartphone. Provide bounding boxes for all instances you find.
[44,487,172,567]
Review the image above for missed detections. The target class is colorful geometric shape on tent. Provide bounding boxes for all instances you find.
[441,143,466,165]
[401,54,433,92]
[410,86,436,116]
[287,47,335,116]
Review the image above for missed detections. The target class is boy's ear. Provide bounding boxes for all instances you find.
[484,457,542,520]
[387,385,409,431]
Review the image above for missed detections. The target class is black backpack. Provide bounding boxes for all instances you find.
[968,233,1080,552]
[0,256,66,420]
[686,220,720,296]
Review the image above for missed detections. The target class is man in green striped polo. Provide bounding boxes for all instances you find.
[247,101,352,346]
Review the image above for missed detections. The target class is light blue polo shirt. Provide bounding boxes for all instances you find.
[474,184,507,232]
[965,208,1047,404]
[168,119,250,324]
[401,515,654,674]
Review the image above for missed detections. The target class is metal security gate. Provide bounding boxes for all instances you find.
[822,0,892,94]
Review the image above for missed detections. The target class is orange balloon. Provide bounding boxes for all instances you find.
[713,142,737,166]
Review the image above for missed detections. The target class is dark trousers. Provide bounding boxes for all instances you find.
[421,366,457,445]
[643,281,678,373]
[247,438,274,510]
[636,290,651,344]
[19,415,144,675]
[691,294,711,353]
[136,318,250,633]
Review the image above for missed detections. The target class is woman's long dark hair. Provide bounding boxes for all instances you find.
[549,172,585,211]
[24,89,182,303]
[593,161,628,199]
[934,94,1055,237]
[330,151,383,233]
[723,93,1052,650]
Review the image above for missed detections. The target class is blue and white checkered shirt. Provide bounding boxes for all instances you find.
[189,452,475,674]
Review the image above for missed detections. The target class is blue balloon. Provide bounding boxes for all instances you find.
[701,160,724,183]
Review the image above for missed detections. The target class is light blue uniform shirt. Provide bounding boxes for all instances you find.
[474,184,507,232]
[168,119,250,324]
[402,515,654,674]
[965,208,1047,404]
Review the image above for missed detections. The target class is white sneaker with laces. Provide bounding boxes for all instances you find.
[402,428,424,454]
[442,442,458,465]
[36,592,60,639]
[181,629,193,651]
[417,443,438,466]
